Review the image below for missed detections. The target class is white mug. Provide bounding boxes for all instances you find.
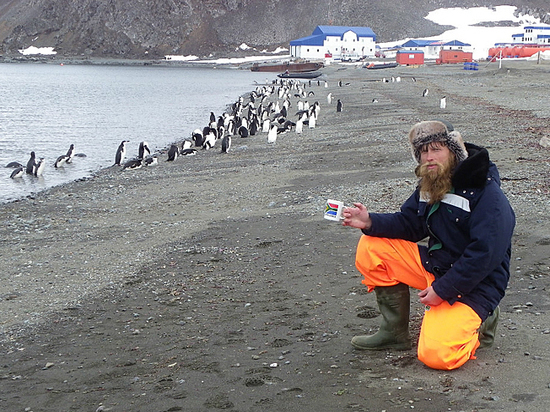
[324,199,345,221]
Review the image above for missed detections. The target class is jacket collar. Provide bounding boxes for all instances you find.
[451,142,490,189]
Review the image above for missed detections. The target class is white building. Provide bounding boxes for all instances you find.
[400,39,472,59]
[511,25,550,45]
[290,26,376,61]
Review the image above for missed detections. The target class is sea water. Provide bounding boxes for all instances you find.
[0,63,271,204]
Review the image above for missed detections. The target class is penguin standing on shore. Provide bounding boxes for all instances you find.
[114,140,129,166]
[26,151,36,175]
[138,141,151,160]
[221,134,231,153]
[336,99,343,112]
[167,144,179,161]
[440,96,447,109]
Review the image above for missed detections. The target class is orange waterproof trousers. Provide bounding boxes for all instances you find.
[355,235,482,370]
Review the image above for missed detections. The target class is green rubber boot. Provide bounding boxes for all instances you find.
[478,306,500,349]
[351,283,412,351]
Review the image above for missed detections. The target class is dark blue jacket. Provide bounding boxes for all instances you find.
[364,143,515,320]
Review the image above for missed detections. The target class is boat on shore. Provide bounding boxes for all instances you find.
[251,61,323,73]
[365,62,398,70]
[277,71,323,79]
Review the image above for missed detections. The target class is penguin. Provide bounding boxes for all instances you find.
[114,140,129,166]
[336,99,343,112]
[144,155,158,166]
[267,124,277,144]
[33,157,46,177]
[10,166,24,179]
[422,88,429,97]
[202,132,216,150]
[192,129,203,144]
[262,118,270,133]
[209,111,216,125]
[54,154,70,168]
[138,141,151,160]
[440,96,447,109]
[327,93,333,105]
[26,151,36,175]
[6,161,23,168]
[181,148,197,156]
[221,134,231,153]
[309,114,316,129]
[372,98,379,104]
[295,118,303,134]
[122,158,142,170]
[238,125,249,138]
[167,144,179,161]
[181,140,193,151]
[65,144,75,163]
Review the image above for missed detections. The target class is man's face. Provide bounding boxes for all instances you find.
[419,142,453,172]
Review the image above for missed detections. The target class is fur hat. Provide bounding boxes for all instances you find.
[408,120,468,163]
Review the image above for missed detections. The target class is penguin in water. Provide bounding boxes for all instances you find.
[221,134,231,153]
[65,144,75,163]
[336,99,343,112]
[114,140,129,166]
[54,154,70,168]
[5,161,23,168]
[10,166,24,179]
[26,151,36,175]
[167,144,179,161]
[33,157,46,177]
[422,88,429,97]
[439,96,447,109]
[138,141,151,160]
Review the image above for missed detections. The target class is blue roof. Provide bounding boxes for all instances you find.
[290,34,326,46]
[524,26,550,30]
[312,25,376,39]
[401,39,440,47]
[397,50,423,54]
[290,25,376,46]
[443,40,471,47]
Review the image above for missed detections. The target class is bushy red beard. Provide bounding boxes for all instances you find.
[416,158,456,204]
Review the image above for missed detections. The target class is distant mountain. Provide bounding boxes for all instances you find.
[0,0,548,60]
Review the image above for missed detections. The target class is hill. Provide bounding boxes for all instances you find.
[0,0,549,60]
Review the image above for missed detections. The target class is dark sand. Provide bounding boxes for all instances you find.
[1,59,550,412]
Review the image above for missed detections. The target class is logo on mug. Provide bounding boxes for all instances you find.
[324,199,344,221]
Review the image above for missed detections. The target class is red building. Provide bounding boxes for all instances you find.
[396,50,424,65]
[436,49,473,64]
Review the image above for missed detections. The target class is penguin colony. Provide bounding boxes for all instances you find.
[6,71,446,181]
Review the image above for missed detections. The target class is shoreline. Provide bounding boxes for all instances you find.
[1,60,550,411]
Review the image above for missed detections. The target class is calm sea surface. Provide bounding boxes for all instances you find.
[0,63,270,204]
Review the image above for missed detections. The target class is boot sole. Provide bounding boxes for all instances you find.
[351,340,411,351]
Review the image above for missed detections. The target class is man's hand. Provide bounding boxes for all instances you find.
[418,286,444,306]
[342,203,371,230]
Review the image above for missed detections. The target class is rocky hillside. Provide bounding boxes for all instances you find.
[0,0,549,59]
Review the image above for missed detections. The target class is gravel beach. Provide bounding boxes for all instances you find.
[1,59,550,412]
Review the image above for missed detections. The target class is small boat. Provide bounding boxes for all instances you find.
[365,62,399,70]
[251,61,324,73]
[277,71,323,79]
